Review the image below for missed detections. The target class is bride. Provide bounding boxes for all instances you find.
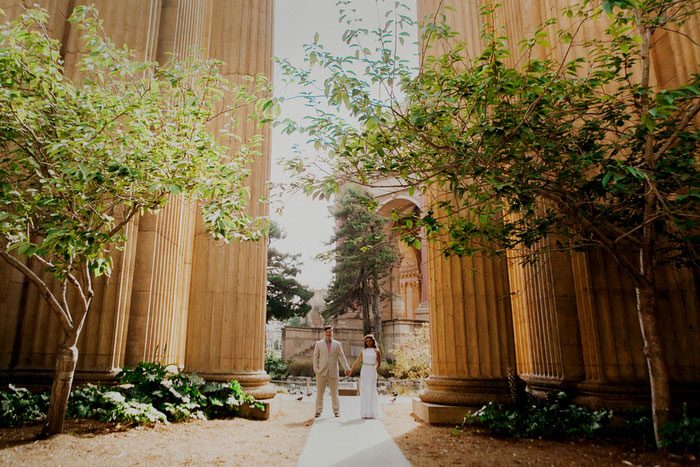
[347,334,382,419]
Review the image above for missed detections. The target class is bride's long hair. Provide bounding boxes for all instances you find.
[363,334,376,349]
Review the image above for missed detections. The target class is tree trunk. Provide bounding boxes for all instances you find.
[371,286,384,360]
[636,268,671,447]
[361,282,372,335]
[41,339,79,437]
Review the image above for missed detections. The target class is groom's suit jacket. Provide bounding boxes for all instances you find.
[313,338,350,379]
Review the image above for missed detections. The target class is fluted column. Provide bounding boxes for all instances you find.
[419,247,517,406]
[416,190,516,411]
[184,0,274,399]
[125,0,209,369]
[0,0,155,382]
[571,250,700,407]
[506,234,585,394]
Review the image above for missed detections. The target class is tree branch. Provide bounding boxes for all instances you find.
[0,250,73,331]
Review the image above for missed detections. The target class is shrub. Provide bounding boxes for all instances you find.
[287,361,315,377]
[391,323,430,379]
[620,408,655,445]
[201,380,262,418]
[1,362,262,427]
[67,384,167,424]
[377,363,394,379]
[660,403,700,455]
[116,361,261,421]
[0,384,49,427]
[265,353,290,380]
[464,391,611,440]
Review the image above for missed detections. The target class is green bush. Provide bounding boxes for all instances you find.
[265,353,290,380]
[660,403,700,455]
[67,384,167,424]
[377,363,394,379]
[1,362,262,427]
[287,361,314,377]
[620,408,655,445]
[464,391,611,440]
[0,384,49,427]
[116,362,260,421]
[201,380,260,418]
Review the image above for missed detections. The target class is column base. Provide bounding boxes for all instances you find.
[412,398,476,425]
[195,370,277,399]
[419,375,515,406]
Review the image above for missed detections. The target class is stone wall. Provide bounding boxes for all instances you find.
[282,327,365,364]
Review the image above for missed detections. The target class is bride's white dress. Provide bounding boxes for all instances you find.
[359,348,381,418]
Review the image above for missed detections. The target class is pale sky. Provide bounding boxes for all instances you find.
[271,0,418,290]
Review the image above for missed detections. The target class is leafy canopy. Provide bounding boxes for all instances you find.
[0,6,276,282]
[279,0,700,278]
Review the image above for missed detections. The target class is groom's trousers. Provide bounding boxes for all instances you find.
[315,373,340,414]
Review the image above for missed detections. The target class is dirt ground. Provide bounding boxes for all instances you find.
[0,396,692,466]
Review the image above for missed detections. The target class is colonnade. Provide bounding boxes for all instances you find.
[414,0,700,423]
[0,0,275,399]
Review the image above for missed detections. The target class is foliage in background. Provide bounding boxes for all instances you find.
[287,361,316,378]
[464,392,612,440]
[279,0,700,446]
[324,186,398,355]
[391,323,430,379]
[267,221,314,322]
[264,352,291,380]
[0,384,49,427]
[0,6,275,435]
[286,315,310,327]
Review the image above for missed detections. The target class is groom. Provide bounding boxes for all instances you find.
[312,325,351,418]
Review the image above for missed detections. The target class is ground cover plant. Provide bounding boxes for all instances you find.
[463,392,700,455]
[0,385,49,427]
[463,391,612,440]
[0,362,262,428]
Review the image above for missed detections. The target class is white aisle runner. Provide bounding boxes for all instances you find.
[296,394,411,467]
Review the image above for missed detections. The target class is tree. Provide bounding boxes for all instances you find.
[266,221,313,322]
[324,186,398,355]
[279,0,700,446]
[0,7,275,436]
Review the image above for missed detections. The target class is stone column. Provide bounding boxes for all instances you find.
[571,251,700,408]
[0,0,155,384]
[506,235,585,395]
[124,0,209,369]
[184,0,275,400]
[413,192,517,424]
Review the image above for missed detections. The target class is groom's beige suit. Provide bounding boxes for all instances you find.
[313,338,350,415]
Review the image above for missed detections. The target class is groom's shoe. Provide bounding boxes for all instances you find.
[334,412,339,417]
[315,412,321,418]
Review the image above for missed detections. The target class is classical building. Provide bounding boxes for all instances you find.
[413,0,700,424]
[281,185,430,365]
[0,0,275,400]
